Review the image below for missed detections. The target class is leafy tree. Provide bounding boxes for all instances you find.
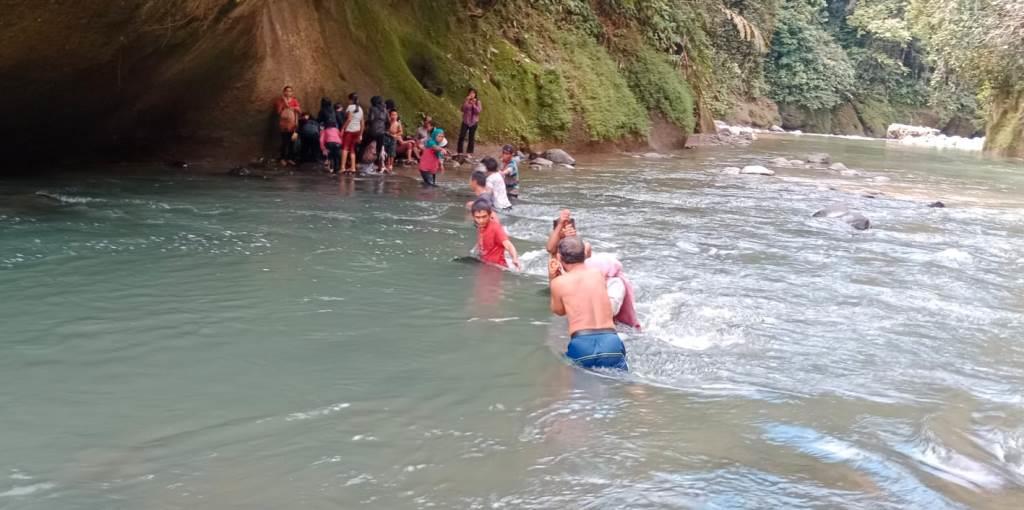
[765,0,856,110]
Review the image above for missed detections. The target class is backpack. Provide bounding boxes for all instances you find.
[369,106,387,135]
[278,101,297,132]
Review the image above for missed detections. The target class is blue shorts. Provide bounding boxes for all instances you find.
[566,330,628,371]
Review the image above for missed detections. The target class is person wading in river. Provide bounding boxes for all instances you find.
[472,198,521,270]
[547,210,592,278]
[550,236,628,371]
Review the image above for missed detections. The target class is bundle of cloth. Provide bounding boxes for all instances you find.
[584,253,641,330]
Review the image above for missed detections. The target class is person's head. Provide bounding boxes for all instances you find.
[471,198,493,228]
[432,128,445,143]
[501,144,515,163]
[470,171,488,192]
[423,115,433,129]
[300,112,310,120]
[467,88,477,100]
[282,86,294,98]
[371,96,383,107]
[385,99,396,111]
[326,119,337,128]
[320,97,331,107]
[557,236,586,266]
[482,156,499,173]
[553,217,578,239]
[348,92,359,105]
[388,109,398,122]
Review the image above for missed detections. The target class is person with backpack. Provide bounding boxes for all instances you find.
[366,96,389,172]
[275,85,301,166]
[339,92,364,175]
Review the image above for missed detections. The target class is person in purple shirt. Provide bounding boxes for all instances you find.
[458,88,482,155]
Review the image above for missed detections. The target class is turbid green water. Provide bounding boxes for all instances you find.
[2,135,1023,509]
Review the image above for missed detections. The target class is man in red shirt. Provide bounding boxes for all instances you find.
[471,198,522,270]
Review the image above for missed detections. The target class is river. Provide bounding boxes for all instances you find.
[2,135,1023,509]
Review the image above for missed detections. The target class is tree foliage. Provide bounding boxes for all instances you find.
[765,0,856,110]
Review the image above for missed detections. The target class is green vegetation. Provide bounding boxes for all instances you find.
[623,48,696,133]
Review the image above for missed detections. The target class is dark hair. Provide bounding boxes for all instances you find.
[385,99,396,110]
[470,171,488,187]
[348,92,359,104]
[552,217,576,230]
[468,87,477,94]
[482,156,499,173]
[558,237,586,264]
[326,119,337,128]
[502,144,515,154]
[282,85,293,92]
[471,198,493,214]
[370,96,383,107]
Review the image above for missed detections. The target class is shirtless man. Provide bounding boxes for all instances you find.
[550,237,628,371]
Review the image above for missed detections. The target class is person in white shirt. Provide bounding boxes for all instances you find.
[340,92,365,174]
[481,156,512,210]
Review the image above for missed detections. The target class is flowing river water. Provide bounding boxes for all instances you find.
[2,135,1023,509]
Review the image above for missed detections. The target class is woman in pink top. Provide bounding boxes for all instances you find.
[457,88,481,155]
[320,119,343,174]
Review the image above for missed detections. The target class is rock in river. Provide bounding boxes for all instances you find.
[928,201,946,208]
[812,206,871,230]
[530,157,554,168]
[829,162,848,172]
[740,165,775,176]
[805,153,832,165]
[542,149,576,166]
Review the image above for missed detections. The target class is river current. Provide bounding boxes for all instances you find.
[2,135,1023,509]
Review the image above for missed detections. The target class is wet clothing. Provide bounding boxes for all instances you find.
[419,142,442,174]
[503,157,520,196]
[368,104,388,136]
[383,133,397,158]
[420,171,437,186]
[566,329,628,371]
[485,172,512,210]
[279,132,297,162]
[320,127,342,153]
[477,219,509,267]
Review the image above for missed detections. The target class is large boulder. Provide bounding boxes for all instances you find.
[812,206,871,230]
[886,123,940,140]
[530,157,554,168]
[542,149,576,166]
[740,165,775,176]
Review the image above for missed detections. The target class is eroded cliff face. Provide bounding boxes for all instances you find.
[0,0,698,165]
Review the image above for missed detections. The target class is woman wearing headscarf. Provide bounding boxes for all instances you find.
[584,253,641,330]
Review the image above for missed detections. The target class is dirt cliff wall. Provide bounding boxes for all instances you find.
[0,0,697,165]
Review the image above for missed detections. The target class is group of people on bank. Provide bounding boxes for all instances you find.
[274,85,482,179]
[275,85,635,373]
